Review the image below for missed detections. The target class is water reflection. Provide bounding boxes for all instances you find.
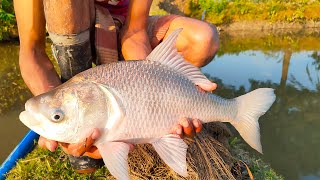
[202,32,320,179]
[0,32,320,179]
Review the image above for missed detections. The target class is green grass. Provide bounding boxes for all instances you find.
[6,137,282,179]
[229,137,283,180]
[6,145,110,179]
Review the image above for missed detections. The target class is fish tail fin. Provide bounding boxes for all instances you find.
[230,88,276,153]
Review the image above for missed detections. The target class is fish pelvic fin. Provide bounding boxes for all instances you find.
[146,29,215,91]
[151,135,188,177]
[231,88,276,153]
[96,142,131,180]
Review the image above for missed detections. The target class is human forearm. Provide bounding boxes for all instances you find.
[14,0,60,96]
[121,0,153,60]
[19,48,61,96]
[124,0,152,32]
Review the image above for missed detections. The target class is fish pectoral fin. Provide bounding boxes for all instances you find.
[151,135,188,177]
[96,142,131,180]
[146,29,215,91]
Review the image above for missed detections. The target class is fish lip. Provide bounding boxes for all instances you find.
[20,109,67,142]
[19,111,42,127]
[19,110,47,137]
[21,99,45,128]
[19,110,69,143]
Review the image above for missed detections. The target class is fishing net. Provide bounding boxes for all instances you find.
[107,123,240,180]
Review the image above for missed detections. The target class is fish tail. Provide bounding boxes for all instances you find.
[230,88,276,153]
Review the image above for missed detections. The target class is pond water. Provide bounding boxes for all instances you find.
[0,31,320,179]
[0,42,31,166]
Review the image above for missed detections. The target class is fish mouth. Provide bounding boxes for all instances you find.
[19,110,45,136]
[19,111,41,126]
[20,99,44,128]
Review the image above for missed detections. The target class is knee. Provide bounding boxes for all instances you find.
[189,23,220,67]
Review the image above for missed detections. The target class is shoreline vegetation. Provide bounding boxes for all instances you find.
[152,0,320,31]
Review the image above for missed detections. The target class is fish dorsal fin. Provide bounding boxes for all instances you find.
[97,142,131,180]
[151,135,188,177]
[146,29,215,91]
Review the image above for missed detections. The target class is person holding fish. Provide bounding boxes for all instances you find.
[14,0,219,173]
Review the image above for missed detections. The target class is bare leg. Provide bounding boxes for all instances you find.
[43,0,94,34]
[43,0,103,174]
[43,0,95,82]
[164,17,219,67]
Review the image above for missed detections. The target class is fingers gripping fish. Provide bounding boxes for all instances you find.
[20,29,276,180]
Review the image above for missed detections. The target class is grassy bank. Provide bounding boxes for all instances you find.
[189,0,320,25]
[229,137,282,180]
[5,146,110,179]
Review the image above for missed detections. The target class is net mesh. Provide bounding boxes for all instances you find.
[106,123,239,180]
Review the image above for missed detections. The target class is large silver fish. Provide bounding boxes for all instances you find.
[20,29,276,180]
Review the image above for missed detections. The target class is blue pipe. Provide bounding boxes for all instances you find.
[0,130,39,180]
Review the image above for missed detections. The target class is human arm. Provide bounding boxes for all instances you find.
[120,0,153,60]
[14,0,62,151]
[14,0,61,96]
[14,0,100,156]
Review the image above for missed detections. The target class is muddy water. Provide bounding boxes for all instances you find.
[1,31,320,179]
[0,42,56,164]
[0,42,31,163]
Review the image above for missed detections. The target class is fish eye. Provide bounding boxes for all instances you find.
[51,109,64,122]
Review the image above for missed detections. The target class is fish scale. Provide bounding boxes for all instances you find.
[79,60,238,141]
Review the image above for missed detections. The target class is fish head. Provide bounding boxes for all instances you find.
[19,81,109,143]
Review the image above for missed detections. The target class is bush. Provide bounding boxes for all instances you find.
[198,0,229,14]
[0,0,16,41]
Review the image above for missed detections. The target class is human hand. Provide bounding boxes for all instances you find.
[38,128,102,159]
[171,83,217,138]
[38,136,59,152]
[171,117,203,138]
